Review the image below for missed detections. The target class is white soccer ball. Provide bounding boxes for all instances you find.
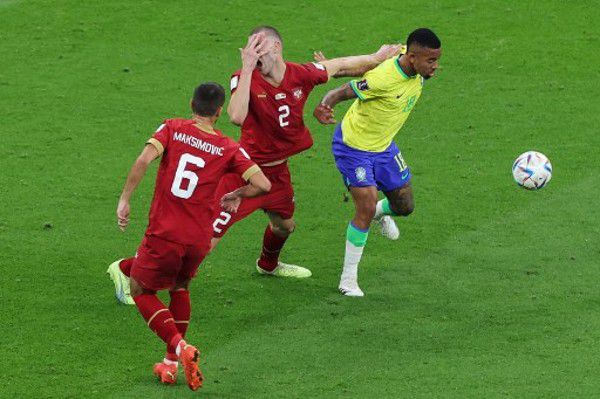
[512,151,552,190]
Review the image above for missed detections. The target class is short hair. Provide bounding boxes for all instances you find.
[407,28,441,51]
[250,25,283,44]
[191,82,225,117]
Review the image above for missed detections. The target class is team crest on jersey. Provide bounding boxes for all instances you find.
[355,167,367,182]
[293,88,303,100]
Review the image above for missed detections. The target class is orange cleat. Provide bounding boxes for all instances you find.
[153,362,178,385]
[179,343,203,391]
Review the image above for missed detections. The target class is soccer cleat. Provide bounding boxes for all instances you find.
[106,259,135,305]
[377,216,399,240]
[256,260,312,278]
[153,362,178,385]
[338,278,365,297]
[180,343,203,391]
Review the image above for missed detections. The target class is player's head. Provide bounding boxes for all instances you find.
[191,82,225,120]
[405,28,442,80]
[250,25,284,75]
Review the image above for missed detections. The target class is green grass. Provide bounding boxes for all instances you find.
[1,0,599,397]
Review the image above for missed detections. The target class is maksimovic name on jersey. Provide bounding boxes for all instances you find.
[173,132,224,156]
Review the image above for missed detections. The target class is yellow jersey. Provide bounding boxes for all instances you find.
[341,56,423,152]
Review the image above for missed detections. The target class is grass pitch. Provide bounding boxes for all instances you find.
[1,1,599,397]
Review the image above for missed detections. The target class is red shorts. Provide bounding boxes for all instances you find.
[131,234,210,291]
[212,162,295,238]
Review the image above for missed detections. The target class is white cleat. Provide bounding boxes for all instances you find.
[106,259,135,305]
[377,215,399,240]
[256,260,312,278]
[338,279,365,297]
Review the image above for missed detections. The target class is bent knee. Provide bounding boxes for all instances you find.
[271,221,295,236]
[390,201,414,217]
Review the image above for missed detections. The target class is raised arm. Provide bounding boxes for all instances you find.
[313,83,358,125]
[318,44,403,78]
[116,145,160,231]
[227,33,268,125]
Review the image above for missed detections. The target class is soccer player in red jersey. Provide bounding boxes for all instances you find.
[211,26,403,277]
[115,82,270,390]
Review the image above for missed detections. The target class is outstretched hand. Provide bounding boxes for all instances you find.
[313,51,327,62]
[374,44,405,62]
[314,103,336,125]
[220,192,242,213]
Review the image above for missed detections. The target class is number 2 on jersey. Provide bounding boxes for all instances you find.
[171,153,205,199]
[278,105,290,127]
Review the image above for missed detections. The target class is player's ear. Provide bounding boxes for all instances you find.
[215,106,223,120]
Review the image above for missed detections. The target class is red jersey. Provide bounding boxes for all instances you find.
[230,61,329,165]
[145,118,258,245]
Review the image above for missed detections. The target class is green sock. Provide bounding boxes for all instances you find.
[346,222,369,247]
[376,198,397,218]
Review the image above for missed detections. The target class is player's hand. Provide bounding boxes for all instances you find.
[313,103,336,124]
[373,44,405,62]
[240,33,269,72]
[116,200,130,231]
[313,51,327,62]
[220,192,242,213]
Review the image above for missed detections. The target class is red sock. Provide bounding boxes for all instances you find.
[133,294,182,350]
[119,258,134,277]
[166,290,191,356]
[257,226,288,271]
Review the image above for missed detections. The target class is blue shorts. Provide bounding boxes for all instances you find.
[332,124,411,192]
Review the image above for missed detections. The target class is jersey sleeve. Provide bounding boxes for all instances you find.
[146,121,170,155]
[228,145,261,181]
[300,62,329,87]
[229,72,241,93]
[349,66,388,101]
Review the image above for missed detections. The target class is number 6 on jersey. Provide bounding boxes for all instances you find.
[171,153,205,199]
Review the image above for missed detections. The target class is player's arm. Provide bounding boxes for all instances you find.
[116,144,161,231]
[313,83,357,125]
[318,44,403,78]
[220,169,271,213]
[227,33,268,126]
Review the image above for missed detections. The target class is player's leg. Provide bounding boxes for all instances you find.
[255,212,311,278]
[154,278,191,385]
[252,163,310,278]
[339,185,378,297]
[331,124,378,296]
[106,257,135,305]
[158,236,208,383]
[130,236,202,391]
[372,146,413,240]
[129,277,185,367]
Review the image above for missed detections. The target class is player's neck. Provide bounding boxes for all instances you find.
[262,59,286,86]
[192,116,217,135]
[398,55,417,77]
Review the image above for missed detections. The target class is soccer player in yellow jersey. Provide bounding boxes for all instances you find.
[314,28,442,296]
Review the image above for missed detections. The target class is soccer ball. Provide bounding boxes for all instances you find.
[512,151,552,190]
